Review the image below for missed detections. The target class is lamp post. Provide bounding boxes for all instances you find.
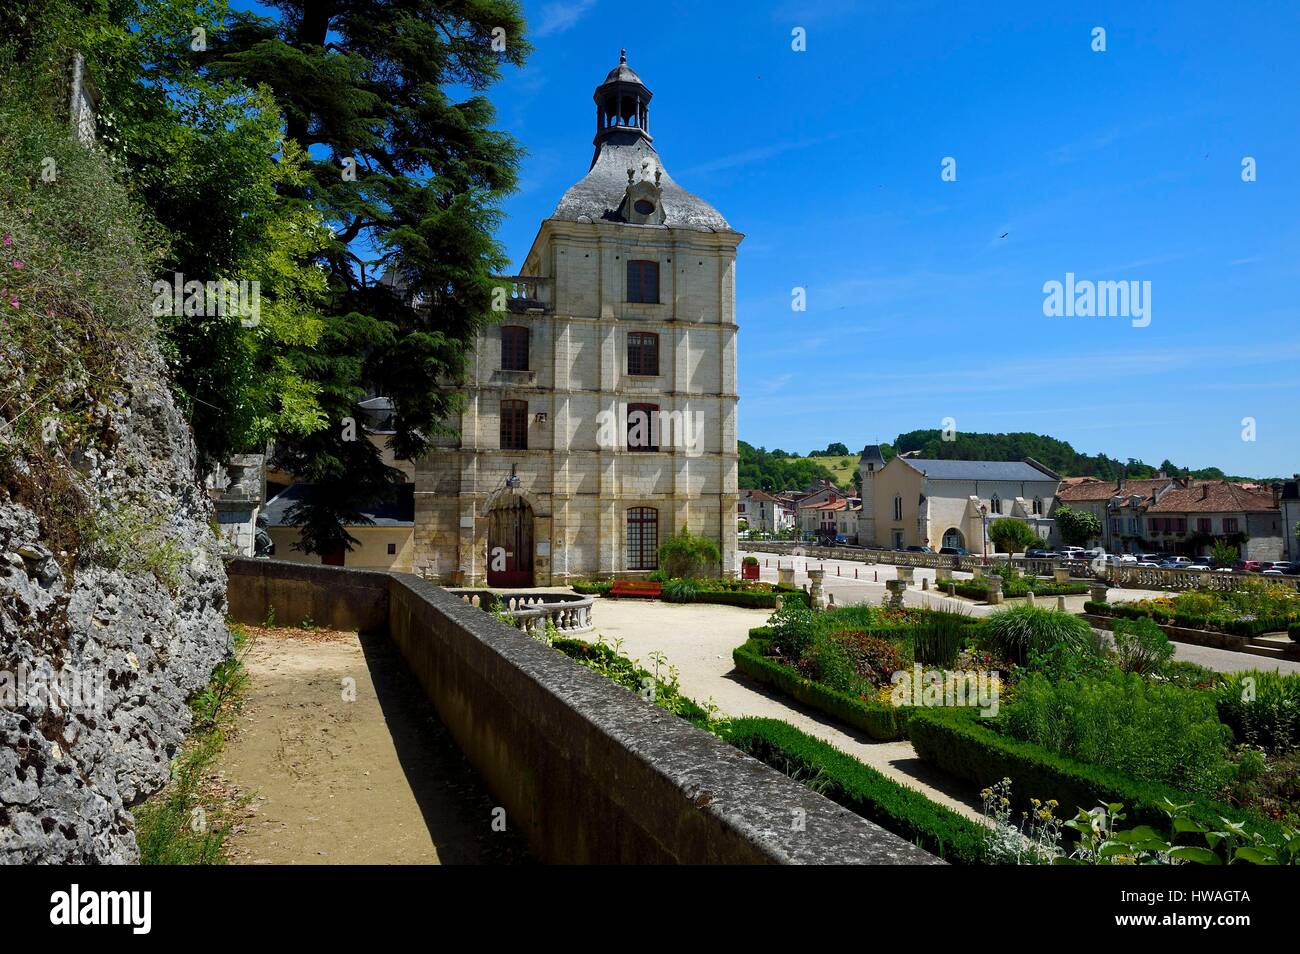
[980,503,989,565]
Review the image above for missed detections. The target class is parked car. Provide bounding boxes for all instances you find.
[1266,561,1291,572]
[1159,556,1194,569]
[1059,546,1086,557]
[939,546,969,556]
[1233,560,1263,573]
[1185,560,1212,571]
[1135,561,1161,568]
[834,534,848,545]
[1114,553,1138,564]
[1025,548,1056,559]
[906,545,934,553]
[1280,561,1300,576]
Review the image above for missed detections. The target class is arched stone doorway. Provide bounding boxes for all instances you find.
[487,496,534,587]
[941,527,966,551]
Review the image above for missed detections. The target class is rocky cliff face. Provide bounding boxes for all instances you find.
[0,340,230,863]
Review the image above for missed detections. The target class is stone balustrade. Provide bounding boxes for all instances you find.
[450,589,595,635]
[1104,565,1300,593]
[743,542,1093,578]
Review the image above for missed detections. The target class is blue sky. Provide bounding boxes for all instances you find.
[488,0,1300,476]
[238,1,1300,476]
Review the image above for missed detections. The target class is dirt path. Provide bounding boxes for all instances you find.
[215,626,529,865]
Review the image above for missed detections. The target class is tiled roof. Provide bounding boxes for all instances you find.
[899,458,1058,482]
[1147,482,1277,514]
[802,499,848,512]
[1057,477,1172,502]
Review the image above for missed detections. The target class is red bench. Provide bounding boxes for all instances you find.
[609,579,662,599]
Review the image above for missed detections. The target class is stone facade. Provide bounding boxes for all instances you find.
[413,54,741,586]
[859,452,1059,552]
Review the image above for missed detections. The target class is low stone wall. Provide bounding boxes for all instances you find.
[744,542,1092,578]
[226,558,939,865]
[226,558,390,633]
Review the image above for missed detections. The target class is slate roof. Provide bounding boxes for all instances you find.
[263,483,415,528]
[552,130,732,232]
[859,444,886,464]
[899,458,1059,482]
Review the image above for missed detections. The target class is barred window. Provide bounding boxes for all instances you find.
[626,507,659,570]
[501,325,529,371]
[627,260,660,304]
[500,399,528,450]
[627,331,659,376]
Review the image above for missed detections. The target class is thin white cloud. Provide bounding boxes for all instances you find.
[533,0,598,37]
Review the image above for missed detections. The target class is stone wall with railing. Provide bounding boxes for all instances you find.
[449,589,594,635]
[741,541,1092,578]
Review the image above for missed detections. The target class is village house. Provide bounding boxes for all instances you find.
[1056,476,1177,553]
[858,446,1059,552]
[411,52,741,585]
[1143,481,1282,561]
[738,489,795,533]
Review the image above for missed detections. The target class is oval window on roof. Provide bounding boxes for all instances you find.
[634,199,656,216]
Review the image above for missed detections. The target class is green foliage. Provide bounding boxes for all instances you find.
[1211,540,1240,568]
[912,614,971,668]
[1054,504,1103,547]
[1214,671,1300,754]
[987,518,1037,555]
[134,623,247,865]
[723,718,987,863]
[1003,671,1231,796]
[807,442,850,457]
[570,579,612,596]
[657,527,720,579]
[732,635,908,740]
[1111,617,1175,675]
[79,499,188,590]
[908,706,1277,842]
[738,440,839,492]
[983,604,1098,667]
[551,636,718,731]
[797,632,904,694]
[660,577,699,603]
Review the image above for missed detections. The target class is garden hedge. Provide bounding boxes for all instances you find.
[693,587,808,609]
[1083,600,1289,638]
[906,706,1279,841]
[723,717,986,864]
[951,580,1088,601]
[1290,621,1300,643]
[732,633,907,740]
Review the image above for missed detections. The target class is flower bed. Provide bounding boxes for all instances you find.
[1084,581,1300,638]
[722,718,987,864]
[907,706,1280,841]
[1083,599,1289,639]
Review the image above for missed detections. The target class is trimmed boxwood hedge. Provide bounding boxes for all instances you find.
[1084,600,1288,638]
[723,717,986,864]
[693,587,808,609]
[732,632,908,740]
[951,580,1088,601]
[1288,620,1300,642]
[907,706,1279,841]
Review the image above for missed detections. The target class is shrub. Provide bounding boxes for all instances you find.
[911,613,970,668]
[1112,617,1175,675]
[732,635,907,740]
[571,579,612,596]
[1290,621,1300,643]
[988,518,1037,555]
[1002,671,1231,796]
[798,631,903,692]
[742,556,759,566]
[1214,671,1300,754]
[661,577,699,603]
[723,718,986,863]
[657,528,721,579]
[908,706,1277,841]
[983,604,1098,667]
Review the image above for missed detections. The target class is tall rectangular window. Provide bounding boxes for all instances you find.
[500,399,528,450]
[1197,518,1212,534]
[501,325,529,371]
[627,260,660,304]
[1223,518,1239,534]
[627,331,659,376]
[626,507,659,570]
[626,403,659,452]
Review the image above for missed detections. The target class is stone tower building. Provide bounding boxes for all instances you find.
[413,52,742,586]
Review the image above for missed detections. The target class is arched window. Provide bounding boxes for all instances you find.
[626,507,659,570]
[990,494,1002,515]
[1032,497,1043,515]
[893,495,903,521]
